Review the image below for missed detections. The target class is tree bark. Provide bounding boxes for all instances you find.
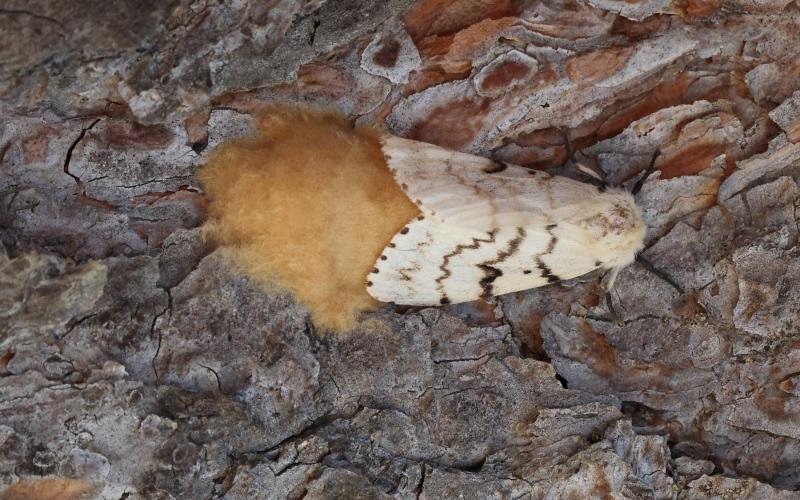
[2,1,800,498]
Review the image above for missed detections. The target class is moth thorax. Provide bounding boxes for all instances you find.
[579,198,646,267]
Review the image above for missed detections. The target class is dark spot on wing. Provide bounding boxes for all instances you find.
[478,264,503,299]
[440,296,450,305]
[366,281,373,287]
[530,225,560,282]
[536,259,561,284]
[372,268,379,274]
[523,270,532,274]
[483,160,508,174]
[388,242,396,248]
[545,235,558,253]
[595,260,602,267]
[435,230,498,296]
[417,215,425,221]
[400,227,409,234]
[475,227,526,299]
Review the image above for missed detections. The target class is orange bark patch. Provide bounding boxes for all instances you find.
[594,72,696,141]
[198,108,419,331]
[0,479,94,500]
[95,121,174,150]
[451,299,503,327]
[500,146,567,169]
[21,135,50,164]
[372,36,401,68]
[404,0,521,42]
[779,375,798,394]
[575,321,696,392]
[513,310,547,359]
[297,62,355,100]
[653,110,740,178]
[130,186,205,207]
[403,64,472,95]
[670,291,708,319]
[0,350,13,372]
[78,195,118,211]
[674,0,722,19]
[408,97,490,148]
[416,34,456,59]
[755,387,791,421]
[184,109,210,149]
[578,321,620,379]
[210,84,296,115]
[514,127,565,149]
[565,46,634,84]
[610,14,672,42]
[446,17,519,62]
[479,61,530,92]
[787,122,800,143]
[658,138,728,179]
[501,127,569,168]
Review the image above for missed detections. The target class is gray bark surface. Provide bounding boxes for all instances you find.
[2,1,800,498]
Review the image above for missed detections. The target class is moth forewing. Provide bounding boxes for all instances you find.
[367,135,646,306]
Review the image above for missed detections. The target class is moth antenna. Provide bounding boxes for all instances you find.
[631,148,661,196]
[635,254,684,295]
[575,162,605,182]
[562,127,608,188]
[560,127,574,164]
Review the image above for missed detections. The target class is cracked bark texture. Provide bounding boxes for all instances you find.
[2,0,800,498]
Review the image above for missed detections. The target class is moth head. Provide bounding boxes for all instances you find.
[578,188,646,273]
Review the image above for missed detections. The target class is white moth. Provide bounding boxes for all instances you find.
[366,135,646,306]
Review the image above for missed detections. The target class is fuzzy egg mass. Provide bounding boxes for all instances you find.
[199,108,420,331]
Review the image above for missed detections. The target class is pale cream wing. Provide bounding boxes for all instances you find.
[369,135,646,305]
[380,135,604,229]
[366,215,610,305]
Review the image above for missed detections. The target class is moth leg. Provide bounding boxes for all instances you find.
[599,268,624,325]
[604,267,621,291]
[603,257,683,325]
[631,148,661,196]
[604,291,623,326]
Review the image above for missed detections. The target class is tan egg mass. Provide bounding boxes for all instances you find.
[198,108,419,331]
